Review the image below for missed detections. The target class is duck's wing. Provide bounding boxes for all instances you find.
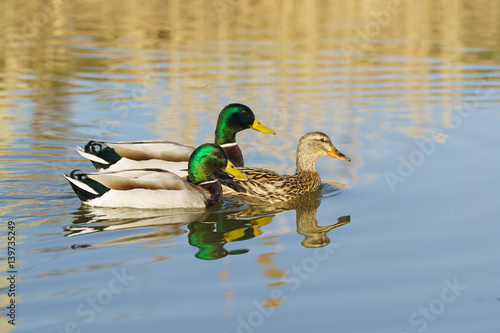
[102,141,194,161]
[76,140,193,174]
[64,169,212,209]
[86,169,194,191]
[217,167,287,184]
[219,167,289,199]
[104,158,189,177]
[236,167,286,182]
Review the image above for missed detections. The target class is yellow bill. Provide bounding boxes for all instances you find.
[250,118,276,135]
[224,161,248,180]
[327,147,351,162]
[224,216,272,242]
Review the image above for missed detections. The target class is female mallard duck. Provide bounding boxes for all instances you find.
[64,144,247,209]
[77,103,275,176]
[220,132,350,204]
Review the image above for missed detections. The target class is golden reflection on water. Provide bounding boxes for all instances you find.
[0,1,499,330]
[256,253,287,308]
[0,1,495,243]
[1,0,499,128]
[1,0,499,194]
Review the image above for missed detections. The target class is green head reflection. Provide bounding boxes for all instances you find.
[187,216,272,260]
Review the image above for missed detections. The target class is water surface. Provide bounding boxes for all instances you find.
[1,1,499,332]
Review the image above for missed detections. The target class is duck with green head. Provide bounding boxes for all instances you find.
[64,143,247,209]
[77,103,275,176]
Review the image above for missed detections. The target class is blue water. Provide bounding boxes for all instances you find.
[1,1,500,332]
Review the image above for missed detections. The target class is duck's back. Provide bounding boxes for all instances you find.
[221,168,321,204]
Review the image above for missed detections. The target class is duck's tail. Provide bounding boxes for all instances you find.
[76,141,122,170]
[63,170,110,202]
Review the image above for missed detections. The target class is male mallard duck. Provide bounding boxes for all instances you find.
[77,103,275,176]
[220,132,350,204]
[64,144,247,209]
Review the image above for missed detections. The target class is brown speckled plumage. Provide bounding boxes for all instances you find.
[221,132,350,203]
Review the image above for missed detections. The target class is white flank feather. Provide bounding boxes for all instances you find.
[76,146,109,165]
[86,169,191,191]
[106,158,188,177]
[66,169,211,209]
[62,174,99,195]
[105,141,194,161]
[86,188,207,209]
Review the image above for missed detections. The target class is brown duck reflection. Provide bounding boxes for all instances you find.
[228,185,350,249]
[295,197,350,248]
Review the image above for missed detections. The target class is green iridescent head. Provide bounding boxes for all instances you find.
[214,103,275,145]
[188,143,247,184]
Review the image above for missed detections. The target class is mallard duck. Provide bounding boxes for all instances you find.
[77,103,275,176]
[220,132,350,204]
[63,144,247,209]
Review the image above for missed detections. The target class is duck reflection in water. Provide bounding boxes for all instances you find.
[64,184,349,256]
[187,187,349,259]
[188,216,273,260]
[65,206,204,248]
[295,196,350,248]
[222,184,350,249]
[64,205,273,255]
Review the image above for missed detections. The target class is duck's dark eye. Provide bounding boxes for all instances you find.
[319,138,325,142]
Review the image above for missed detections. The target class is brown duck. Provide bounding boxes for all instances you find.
[221,132,351,203]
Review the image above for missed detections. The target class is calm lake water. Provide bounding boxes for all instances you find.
[1,1,499,332]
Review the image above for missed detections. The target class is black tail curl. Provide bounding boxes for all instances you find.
[70,169,87,180]
[84,140,103,154]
